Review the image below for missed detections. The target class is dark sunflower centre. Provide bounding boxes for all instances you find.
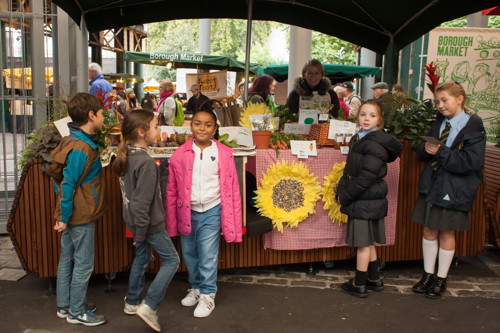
[272,178,305,212]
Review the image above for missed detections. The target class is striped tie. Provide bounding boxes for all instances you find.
[431,122,451,171]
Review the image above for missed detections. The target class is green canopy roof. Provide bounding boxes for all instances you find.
[124,51,260,74]
[257,64,381,83]
[53,0,495,54]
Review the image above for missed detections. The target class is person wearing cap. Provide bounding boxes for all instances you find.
[186,84,210,113]
[286,59,340,120]
[342,81,362,119]
[235,81,245,106]
[125,87,140,110]
[88,62,112,98]
[371,82,389,99]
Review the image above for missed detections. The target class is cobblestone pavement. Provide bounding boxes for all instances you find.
[1,235,500,299]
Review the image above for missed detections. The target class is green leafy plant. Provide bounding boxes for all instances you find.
[19,123,62,171]
[273,105,298,130]
[384,98,438,149]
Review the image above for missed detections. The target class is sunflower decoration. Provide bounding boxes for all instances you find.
[322,162,348,224]
[254,161,322,232]
[240,102,273,130]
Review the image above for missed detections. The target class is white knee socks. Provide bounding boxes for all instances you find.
[422,238,438,274]
[437,248,455,279]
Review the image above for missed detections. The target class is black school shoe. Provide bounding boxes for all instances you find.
[340,279,367,298]
[366,278,384,292]
[412,272,434,294]
[425,277,447,299]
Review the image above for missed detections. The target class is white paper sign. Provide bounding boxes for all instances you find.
[283,123,311,135]
[218,126,254,147]
[340,146,350,155]
[290,140,317,158]
[248,114,274,130]
[54,116,72,137]
[160,126,192,140]
[328,120,357,140]
[299,109,319,125]
[273,117,280,131]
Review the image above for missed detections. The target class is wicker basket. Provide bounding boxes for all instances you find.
[171,133,192,145]
[309,123,336,146]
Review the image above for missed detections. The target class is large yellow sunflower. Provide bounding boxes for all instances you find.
[322,162,348,224]
[254,161,322,232]
[239,102,273,130]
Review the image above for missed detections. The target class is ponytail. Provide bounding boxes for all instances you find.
[112,109,155,177]
[112,140,128,177]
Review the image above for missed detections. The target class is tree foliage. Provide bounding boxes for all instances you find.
[440,16,500,28]
[145,19,358,81]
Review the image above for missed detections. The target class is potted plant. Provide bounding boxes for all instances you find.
[240,102,275,149]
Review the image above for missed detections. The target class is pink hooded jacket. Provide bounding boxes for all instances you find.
[166,138,242,243]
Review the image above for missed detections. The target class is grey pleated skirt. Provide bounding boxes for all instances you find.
[412,195,470,231]
[346,218,386,247]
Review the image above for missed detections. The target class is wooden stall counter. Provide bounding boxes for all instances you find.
[8,141,486,278]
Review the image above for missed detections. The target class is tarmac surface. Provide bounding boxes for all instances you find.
[1,235,500,333]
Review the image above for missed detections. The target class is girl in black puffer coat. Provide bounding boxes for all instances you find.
[336,100,402,298]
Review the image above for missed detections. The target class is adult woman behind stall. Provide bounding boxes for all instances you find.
[156,79,176,126]
[246,74,277,112]
[286,59,340,120]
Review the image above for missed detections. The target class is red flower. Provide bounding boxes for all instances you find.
[95,89,114,110]
[425,62,440,93]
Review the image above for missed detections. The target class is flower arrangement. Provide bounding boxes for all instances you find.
[240,102,274,130]
[322,162,348,224]
[254,161,322,232]
[425,61,440,93]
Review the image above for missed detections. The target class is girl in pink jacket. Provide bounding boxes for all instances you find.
[166,109,242,318]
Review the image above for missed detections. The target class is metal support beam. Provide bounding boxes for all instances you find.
[31,0,46,128]
[382,39,399,87]
[243,0,254,100]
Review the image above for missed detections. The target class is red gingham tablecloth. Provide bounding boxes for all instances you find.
[255,148,400,250]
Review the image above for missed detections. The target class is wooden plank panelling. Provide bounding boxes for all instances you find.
[484,145,500,246]
[8,141,488,277]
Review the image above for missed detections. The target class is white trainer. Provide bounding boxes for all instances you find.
[181,288,200,307]
[123,297,139,315]
[193,294,215,318]
[136,302,161,332]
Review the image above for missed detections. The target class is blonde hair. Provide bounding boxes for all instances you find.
[357,100,385,130]
[434,82,470,113]
[112,109,155,177]
[159,79,175,92]
[334,85,347,98]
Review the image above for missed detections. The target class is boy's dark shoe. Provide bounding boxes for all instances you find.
[425,277,447,299]
[412,272,434,294]
[66,310,106,326]
[340,279,367,298]
[366,278,384,292]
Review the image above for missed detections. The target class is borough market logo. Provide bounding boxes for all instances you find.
[149,52,204,62]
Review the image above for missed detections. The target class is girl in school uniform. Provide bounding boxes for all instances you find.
[411,82,486,299]
[336,100,402,298]
[166,109,242,317]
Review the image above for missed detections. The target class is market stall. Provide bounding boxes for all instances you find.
[7,140,486,278]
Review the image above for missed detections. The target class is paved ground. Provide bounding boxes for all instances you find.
[1,235,500,332]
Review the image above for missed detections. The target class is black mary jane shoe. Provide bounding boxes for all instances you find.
[366,278,384,292]
[412,272,434,294]
[425,277,447,299]
[340,279,367,298]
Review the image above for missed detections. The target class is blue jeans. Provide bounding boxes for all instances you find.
[126,230,179,310]
[181,204,221,295]
[56,221,95,314]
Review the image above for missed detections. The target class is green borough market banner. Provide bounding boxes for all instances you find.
[426,27,500,142]
[125,51,260,74]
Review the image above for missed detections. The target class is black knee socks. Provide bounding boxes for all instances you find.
[354,269,367,286]
[368,261,380,281]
